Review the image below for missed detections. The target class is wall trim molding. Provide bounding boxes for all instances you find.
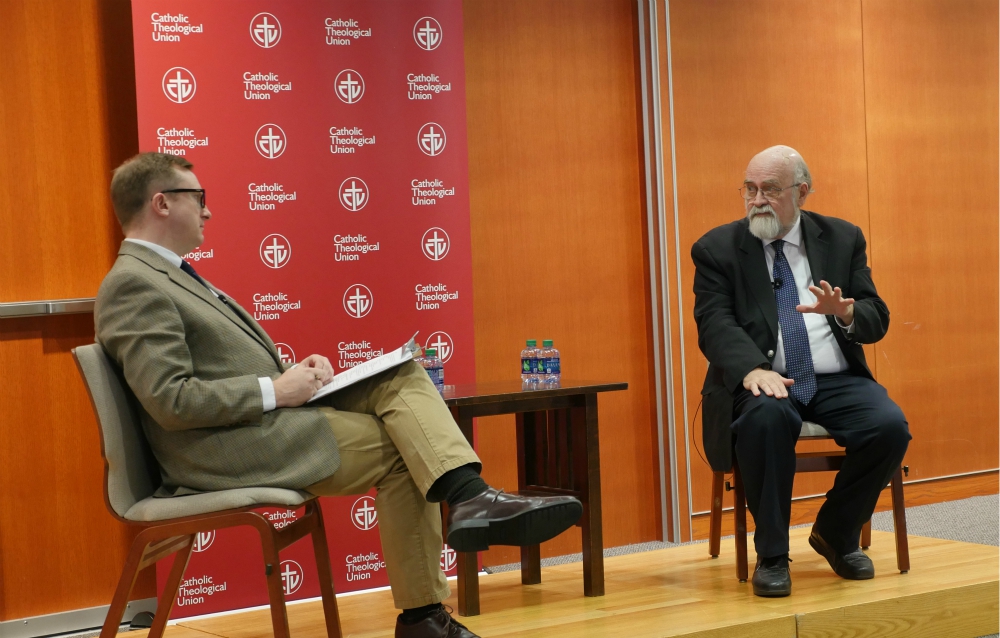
[637,0,679,543]
[660,0,694,543]
[0,599,156,638]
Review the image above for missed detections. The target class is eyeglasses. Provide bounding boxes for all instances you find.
[161,188,206,208]
[739,183,801,201]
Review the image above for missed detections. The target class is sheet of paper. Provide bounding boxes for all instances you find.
[307,333,420,402]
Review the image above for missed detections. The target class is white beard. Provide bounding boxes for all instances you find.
[747,205,797,240]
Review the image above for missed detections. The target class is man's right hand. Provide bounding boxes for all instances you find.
[274,365,325,408]
[743,368,795,399]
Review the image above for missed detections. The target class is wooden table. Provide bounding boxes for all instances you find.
[442,380,628,616]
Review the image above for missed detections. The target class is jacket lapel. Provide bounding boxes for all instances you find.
[218,293,285,368]
[801,211,831,287]
[119,242,274,354]
[800,211,842,334]
[737,223,779,340]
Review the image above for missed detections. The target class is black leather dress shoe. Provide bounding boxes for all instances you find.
[395,607,479,638]
[809,527,875,580]
[752,554,792,597]
[445,487,583,552]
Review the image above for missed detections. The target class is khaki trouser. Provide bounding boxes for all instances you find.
[306,360,481,609]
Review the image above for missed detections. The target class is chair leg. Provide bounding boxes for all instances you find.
[733,462,749,583]
[307,501,344,638]
[709,471,724,558]
[861,520,872,550]
[890,467,910,573]
[99,533,156,638]
[148,536,195,638]
[257,525,292,638]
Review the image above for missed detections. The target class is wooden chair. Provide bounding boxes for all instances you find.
[73,344,342,638]
[708,420,910,582]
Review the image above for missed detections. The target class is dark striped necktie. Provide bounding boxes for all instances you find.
[180,260,227,304]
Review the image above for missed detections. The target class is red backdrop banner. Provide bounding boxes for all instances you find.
[132,0,473,617]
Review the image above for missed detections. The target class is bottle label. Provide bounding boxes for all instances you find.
[534,357,547,374]
[521,357,533,374]
[429,366,444,386]
[545,357,560,374]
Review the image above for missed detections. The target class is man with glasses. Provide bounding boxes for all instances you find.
[691,145,910,597]
[95,152,583,637]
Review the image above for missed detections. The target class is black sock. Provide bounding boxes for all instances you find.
[399,603,443,624]
[426,464,488,506]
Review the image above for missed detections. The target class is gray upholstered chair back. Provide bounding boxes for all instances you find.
[73,343,160,519]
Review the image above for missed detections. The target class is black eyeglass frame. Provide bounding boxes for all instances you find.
[160,188,207,208]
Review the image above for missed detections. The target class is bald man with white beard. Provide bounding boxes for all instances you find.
[691,146,910,597]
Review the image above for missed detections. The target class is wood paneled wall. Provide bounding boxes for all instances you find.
[463,0,658,565]
[862,0,999,481]
[663,0,999,537]
[0,0,146,621]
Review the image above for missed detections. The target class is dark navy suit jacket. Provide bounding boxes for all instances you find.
[691,210,889,471]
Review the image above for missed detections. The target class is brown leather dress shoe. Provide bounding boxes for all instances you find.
[395,607,479,638]
[445,487,583,552]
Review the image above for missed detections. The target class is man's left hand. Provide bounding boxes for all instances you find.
[796,280,854,324]
[300,354,335,385]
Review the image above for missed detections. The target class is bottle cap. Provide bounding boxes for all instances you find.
[526,339,537,346]
[543,339,553,347]
[426,348,437,356]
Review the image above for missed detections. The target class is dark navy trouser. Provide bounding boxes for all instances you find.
[732,373,911,558]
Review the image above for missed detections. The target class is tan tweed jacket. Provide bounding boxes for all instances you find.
[95,241,340,495]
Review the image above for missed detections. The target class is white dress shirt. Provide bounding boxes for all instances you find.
[760,218,853,376]
[123,238,277,411]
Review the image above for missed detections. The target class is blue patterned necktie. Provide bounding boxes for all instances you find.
[772,240,817,404]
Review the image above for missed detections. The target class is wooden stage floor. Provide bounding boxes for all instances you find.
[143,528,999,638]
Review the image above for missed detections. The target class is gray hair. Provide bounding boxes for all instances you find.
[792,155,814,193]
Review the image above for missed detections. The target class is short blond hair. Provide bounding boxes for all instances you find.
[110,153,193,228]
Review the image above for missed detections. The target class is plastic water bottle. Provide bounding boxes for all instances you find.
[540,339,560,388]
[420,348,444,392]
[521,339,539,390]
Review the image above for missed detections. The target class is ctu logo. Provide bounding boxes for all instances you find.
[279,559,303,595]
[339,177,369,212]
[256,123,286,159]
[260,234,291,269]
[440,545,457,572]
[343,284,373,319]
[422,227,450,261]
[426,331,454,363]
[418,123,446,156]
[335,69,365,104]
[274,342,296,364]
[413,17,442,51]
[351,496,378,530]
[250,13,281,48]
[191,530,215,553]
[162,67,196,104]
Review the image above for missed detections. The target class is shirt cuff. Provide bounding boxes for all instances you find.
[259,377,276,412]
[835,315,856,334]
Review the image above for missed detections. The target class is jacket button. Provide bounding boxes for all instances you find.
[767,350,775,358]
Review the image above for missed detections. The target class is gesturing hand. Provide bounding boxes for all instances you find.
[796,280,854,324]
[743,368,795,399]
